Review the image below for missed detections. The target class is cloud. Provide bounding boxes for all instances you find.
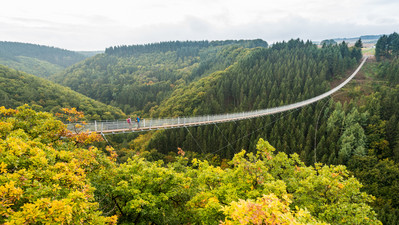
[115,15,399,46]
[1,0,399,51]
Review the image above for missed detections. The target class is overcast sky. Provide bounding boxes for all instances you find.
[1,0,398,51]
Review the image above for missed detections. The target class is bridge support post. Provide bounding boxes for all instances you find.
[144,119,145,128]
[95,120,97,132]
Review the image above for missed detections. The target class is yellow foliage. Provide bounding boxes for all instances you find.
[0,106,16,117]
[0,181,24,217]
[0,122,13,138]
[221,194,326,225]
[106,146,118,162]
[0,106,117,224]
[65,130,103,145]
[0,162,7,174]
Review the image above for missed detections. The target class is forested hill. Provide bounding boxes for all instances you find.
[105,39,268,56]
[0,65,125,120]
[52,39,267,113]
[151,39,362,117]
[142,39,362,160]
[145,35,399,225]
[0,41,87,77]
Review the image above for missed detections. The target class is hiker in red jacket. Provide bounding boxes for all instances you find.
[127,117,132,130]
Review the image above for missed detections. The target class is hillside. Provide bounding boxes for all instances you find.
[52,40,268,114]
[151,39,361,118]
[0,41,87,77]
[0,65,125,120]
[333,35,382,44]
[133,40,360,158]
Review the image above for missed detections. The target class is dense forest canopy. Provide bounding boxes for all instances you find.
[0,41,86,67]
[139,39,361,158]
[320,39,337,46]
[0,106,381,224]
[52,40,267,114]
[0,65,125,120]
[105,39,268,56]
[151,39,361,117]
[0,41,87,77]
[375,32,399,61]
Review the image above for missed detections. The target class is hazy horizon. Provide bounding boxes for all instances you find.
[1,0,398,51]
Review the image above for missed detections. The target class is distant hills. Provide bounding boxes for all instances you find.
[314,35,382,45]
[0,65,125,120]
[0,41,89,77]
[333,35,382,44]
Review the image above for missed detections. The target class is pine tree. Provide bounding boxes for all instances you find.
[354,38,363,48]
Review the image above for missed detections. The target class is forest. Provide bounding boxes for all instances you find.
[0,106,381,224]
[0,41,87,77]
[0,34,399,224]
[375,32,399,61]
[0,65,125,120]
[52,40,269,113]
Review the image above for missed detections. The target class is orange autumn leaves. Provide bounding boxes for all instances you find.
[56,107,103,145]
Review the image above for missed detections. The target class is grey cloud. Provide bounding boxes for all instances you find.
[118,15,399,46]
[1,13,398,50]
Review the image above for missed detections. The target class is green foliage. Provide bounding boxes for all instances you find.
[0,41,87,78]
[0,56,64,78]
[348,155,399,224]
[314,59,399,224]
[108,43,399,224]
[221,193,327,225]
[105,40,268,56]
[0,41,86,66]
[375,32,399,61]
[0,65,125,120]
[53,43,255,115]
[355,38,363,48]
[378,57,399,85]
[0,106,117,224]
[0,104,385,224]
[321,39,337,46]
[146,39,360,157]
[7,37,399,224]
[95,138,381,224]
[96,157,192,224]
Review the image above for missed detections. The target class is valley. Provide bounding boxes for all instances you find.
[1,34,399,224]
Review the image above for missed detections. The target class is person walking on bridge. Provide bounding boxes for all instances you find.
[127,116,132,130]
[136,116,140,128]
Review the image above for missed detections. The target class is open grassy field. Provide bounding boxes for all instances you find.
[362,47,375,56]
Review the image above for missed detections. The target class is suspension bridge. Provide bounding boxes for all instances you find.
[68,56,368,135]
